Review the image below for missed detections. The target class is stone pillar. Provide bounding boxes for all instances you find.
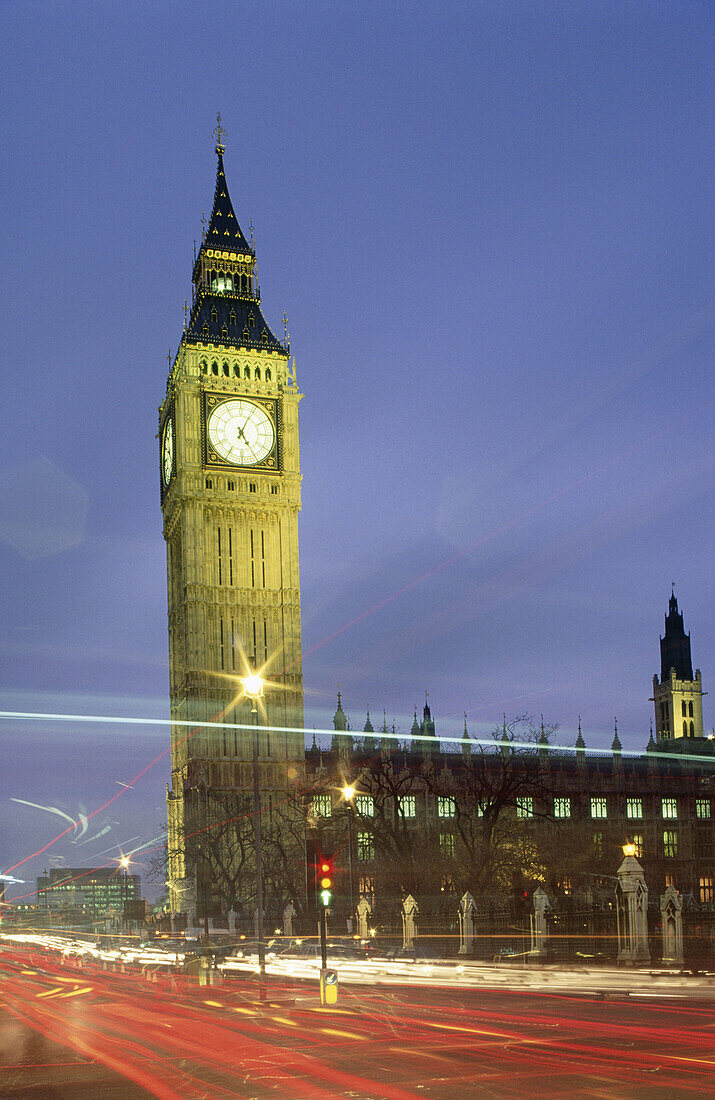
[401,894,418,948]
[282,902,296,937]
[660,885,684,965]
[530,886,550,959]
[458,892,476,956]
[356,896,372,940]
[616,852,650,964]
[227,908,237,934]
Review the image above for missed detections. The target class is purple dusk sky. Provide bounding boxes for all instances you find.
[0,2,712,899]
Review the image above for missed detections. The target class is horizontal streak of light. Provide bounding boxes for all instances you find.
[0,708,712,762]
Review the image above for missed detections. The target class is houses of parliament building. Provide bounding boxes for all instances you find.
[159,130,713,924]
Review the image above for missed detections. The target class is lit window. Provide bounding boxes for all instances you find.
[665,873,677,889]
[661,798,678,819]
[358,874,375,900]
[696,799,711,820]
[516,797,533,819]
[699,875,714,904]
[554,797,571,819]
[398,795,416,818]
[357,831,374,862]
[626,798,643,820]
[440,833,455,858]
[313,794,332,818]
[663,830,678,858]
[559,878,572,895]
[438,797,456,818]
[631,834,644,858]
[591,797,607,819]
[356,795,374,817]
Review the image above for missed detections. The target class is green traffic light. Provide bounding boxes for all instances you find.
[320,889,332,907]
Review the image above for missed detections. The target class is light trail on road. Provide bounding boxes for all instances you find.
[1,940,713,1098]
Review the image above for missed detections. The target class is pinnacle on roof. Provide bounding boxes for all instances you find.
[333,689,347,732]
[612,718,622,752]
[203,115,253,257]
[363,708,374,734]
[575,717,586,749]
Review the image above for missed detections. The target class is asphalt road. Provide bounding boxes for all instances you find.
[0,945,712,1098]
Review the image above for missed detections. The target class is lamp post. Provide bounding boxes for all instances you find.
[243,674,266,986]
[119,855,130,935]
[341,786,356,927]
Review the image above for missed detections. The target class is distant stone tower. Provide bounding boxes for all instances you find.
[159,126,305,913]
[652,593,704,743]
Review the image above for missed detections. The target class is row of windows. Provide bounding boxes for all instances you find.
[200,358,272,381]
[353,825,709,874]
[313,793,711,822]
[202,322,272,345]
[208,271,253,294]
[205,477,279,495]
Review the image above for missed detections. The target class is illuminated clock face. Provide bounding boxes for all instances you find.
[162,419,174,486]
[207,399,275,466]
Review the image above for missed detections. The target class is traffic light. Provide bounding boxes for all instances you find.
[319,857,333,907]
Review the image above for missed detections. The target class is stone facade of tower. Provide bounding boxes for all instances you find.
[160,139,304,914]
[652,594,704,743]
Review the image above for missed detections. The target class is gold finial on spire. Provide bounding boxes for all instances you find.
[213,112,227,154]
[166,348,173,370]
[283,312,289,348]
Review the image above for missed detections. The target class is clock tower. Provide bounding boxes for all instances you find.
[160,130,305,914]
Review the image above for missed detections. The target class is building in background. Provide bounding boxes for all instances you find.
[37,867,141,924]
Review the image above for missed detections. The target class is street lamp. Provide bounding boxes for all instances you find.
[341,785,356,927]
[243,673,266,986]
[622,841,636,858]
[118,855,130,934]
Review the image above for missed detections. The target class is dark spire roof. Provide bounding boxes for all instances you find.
[660,593,694,681]
[363,708,374,734]
[184,141,286,356]
[205,150,253,256]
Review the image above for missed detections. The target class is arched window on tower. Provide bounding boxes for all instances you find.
[683,720,688,736]
[265,368,271,381]
[229,309,236,326]
[689,701,694,717]
[690,721,695,737]
[200,359,207,374]
[211,360,219,376]
[233,362,239,377]
[255,367,261,380]
[211,306,218,323]
[222,361,229,376]
[682,702,688,717]
[244,365,250,379]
